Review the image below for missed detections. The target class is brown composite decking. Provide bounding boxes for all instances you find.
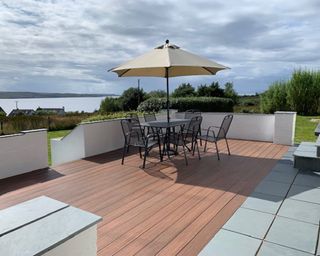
[0,139,288,256]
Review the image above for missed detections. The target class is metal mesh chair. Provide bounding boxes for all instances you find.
[144,113,157,122]
[199,114,233,160]
[172,116,203,165]
[185,109,201,119]
[121,118,162,168]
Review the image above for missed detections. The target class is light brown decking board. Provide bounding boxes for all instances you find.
[0,139,288,256]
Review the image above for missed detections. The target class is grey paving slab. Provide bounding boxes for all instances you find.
[294,172,320,188]
[278,199,320,225]
[199,229,261,256]
[264,170,296,184]
[272,163,298,175]
[265,216,318,254]
[254,180,291,197]
[0,196,68,236]
[278,159,293,165]
[317,237,320,256]
[223,208,274,239]
[287,184,320,204]
[0,206,102,256]
[258,241,313,256]
[241,192,283,214]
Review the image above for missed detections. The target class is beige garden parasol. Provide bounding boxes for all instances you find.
[109,40,229,122]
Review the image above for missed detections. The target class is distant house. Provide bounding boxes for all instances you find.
[35,107,65,116]
[0,107,6,116]
[8,109,35,117]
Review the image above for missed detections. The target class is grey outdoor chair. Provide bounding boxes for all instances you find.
[121,118,162,168]
[185,109,201,119]
[172,116,203,165]
[144,113,157,122]
[199,114,233,160]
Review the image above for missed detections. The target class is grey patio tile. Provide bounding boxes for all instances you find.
[287,184,320,204]
[241,192,283,214]
[223,208,274,239]
[199,229,261,256]
[294,172,320,188]
[254,180,291,197]
[278,199,320,225]
[264,170,296,184]
[265,216,318,254]
[258,241,313,256]
[272,163,298,175]
[278,159,293,165]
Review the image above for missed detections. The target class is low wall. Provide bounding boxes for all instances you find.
[176,112,275,142]
[51,111,296,166]
[0,129,48,179]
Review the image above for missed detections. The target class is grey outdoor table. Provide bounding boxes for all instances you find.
[140,118,190,129]
[141,119,190,157]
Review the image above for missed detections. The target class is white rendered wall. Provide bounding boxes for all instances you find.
[175,112,275,142]
[51,125,85,166]
[43,226,97,256]
[273,111,296,145]
[0,129,48,179]
[51,112,296,166]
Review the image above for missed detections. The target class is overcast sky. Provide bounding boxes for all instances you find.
[0,0,319,95]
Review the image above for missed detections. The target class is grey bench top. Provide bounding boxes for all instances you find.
[293,142,319,159]
[0,196,102,256]
[315,123,320,136]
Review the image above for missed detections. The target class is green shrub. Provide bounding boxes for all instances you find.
[99,97,122,113]
[287,69,320,115]
[138,97,233,112]
[260,81,289,113]
[137,98,167,112]
[172,83,196,97]
[82,112,139,122]
[147,90,167,98]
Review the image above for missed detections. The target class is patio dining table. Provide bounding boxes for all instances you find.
[140,119,191,157]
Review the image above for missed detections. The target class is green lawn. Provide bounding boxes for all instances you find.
[47,129,71,165]
[295,115,319,144]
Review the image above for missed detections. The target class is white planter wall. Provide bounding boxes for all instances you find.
[0,129,48,179]
[51,120,125,166]
[51,112,296,166]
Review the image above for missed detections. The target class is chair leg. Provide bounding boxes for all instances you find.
[225,138,231,155]
[139,147,142,158]
[158,143,163,162]
[121,143,127,165]
[204,139,208,152]
[215,141,220,160]
[196,141,201,160]
[142,147,148,169]
[182,143,188,165]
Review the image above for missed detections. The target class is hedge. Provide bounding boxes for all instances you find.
[137,97,234,112]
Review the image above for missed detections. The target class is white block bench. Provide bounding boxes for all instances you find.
[0,196,102,256]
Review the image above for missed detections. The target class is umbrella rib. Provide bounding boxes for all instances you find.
[118,69,131,77]
[202,67,216,75]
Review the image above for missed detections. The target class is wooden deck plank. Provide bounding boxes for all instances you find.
[0,139,288,256]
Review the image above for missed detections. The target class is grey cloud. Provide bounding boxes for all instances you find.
[0,0,319,94]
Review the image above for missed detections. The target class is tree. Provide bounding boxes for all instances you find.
[171,83,196,97]
[121,87,147,111]
[196,82,224,97]
[148,90,167,98]
[99,97,122,113]
[224,82,238,104]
